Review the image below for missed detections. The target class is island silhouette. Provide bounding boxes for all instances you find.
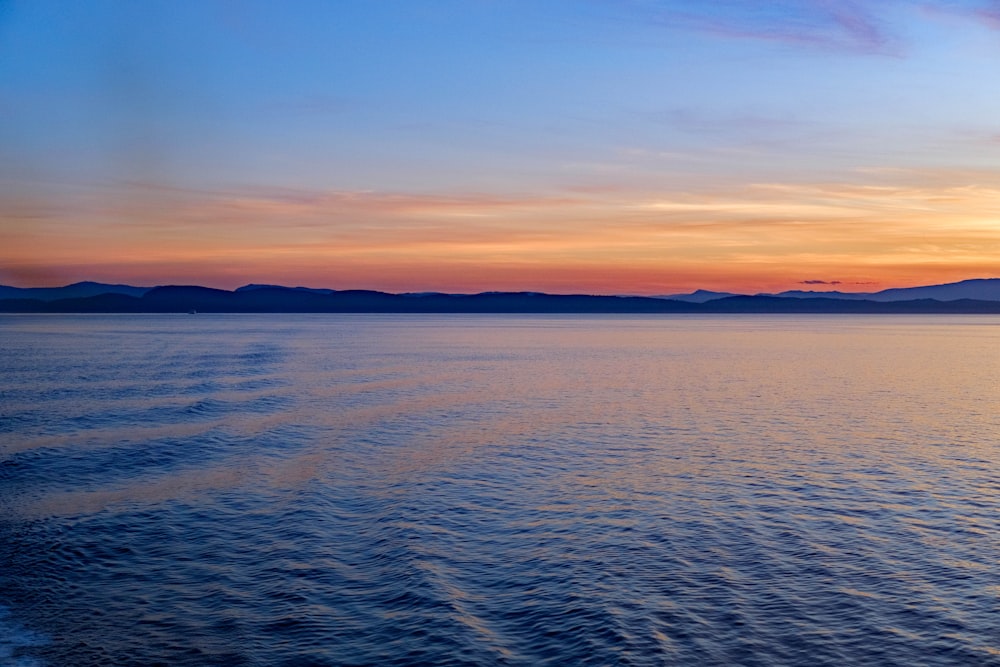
[2,279,1000,314]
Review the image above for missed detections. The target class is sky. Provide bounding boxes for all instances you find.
[2,0,999,294]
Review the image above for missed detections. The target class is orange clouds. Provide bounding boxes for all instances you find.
[3,168,999,294]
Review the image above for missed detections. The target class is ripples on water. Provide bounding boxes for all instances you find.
[1,314,998,666]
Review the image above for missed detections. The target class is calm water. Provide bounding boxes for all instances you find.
[1,314,998,666]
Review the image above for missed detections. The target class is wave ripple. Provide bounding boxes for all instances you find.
[1,314,998,666]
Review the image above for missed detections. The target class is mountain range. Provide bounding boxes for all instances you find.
[0,281,151,301]
[1,278,999,313]
[662,278,1000,302]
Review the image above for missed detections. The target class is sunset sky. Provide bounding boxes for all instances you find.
[2,0,1000,294]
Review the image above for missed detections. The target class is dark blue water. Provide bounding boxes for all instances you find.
[1,314,998,666]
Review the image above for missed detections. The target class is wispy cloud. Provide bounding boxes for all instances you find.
[4,171,1000,293]
[915,0,1000,29]
[608,0,900,54]
[975,4,1000,28]
[606,0,1000,54]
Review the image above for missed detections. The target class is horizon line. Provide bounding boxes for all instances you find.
[2,276,1000,298]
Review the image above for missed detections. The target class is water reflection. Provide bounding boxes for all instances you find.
[0,314,998,666]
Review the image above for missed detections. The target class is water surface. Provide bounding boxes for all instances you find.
[1,314,998,665]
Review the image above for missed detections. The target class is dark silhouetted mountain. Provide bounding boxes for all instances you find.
[0,293,146,313]
[657,289,741,303]
[135,287,700,313]
[865,278,1000,302]
[3,284,1000,313]
[701,295,1000,313]
[4,278,997,307]
[0,281,151,301]
[769,289,873,300]
[235,284,337,295]
[400,292,451,297]
[772,278,1000,302]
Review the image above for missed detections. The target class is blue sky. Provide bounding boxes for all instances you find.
[2,0,999,292]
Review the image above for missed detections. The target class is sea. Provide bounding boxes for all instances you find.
[1,314,997,666]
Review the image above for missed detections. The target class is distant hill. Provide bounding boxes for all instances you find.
[3,278,1000,313]
[700,295,1000,314]
[770,289,874,300]
[656,289,740,303]
[865,278,1000,302]
[235,284,337,295]
[132,286,699,313]
[0,281,151,301]
[772,278,1000,302]
[3,284,1000,314]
